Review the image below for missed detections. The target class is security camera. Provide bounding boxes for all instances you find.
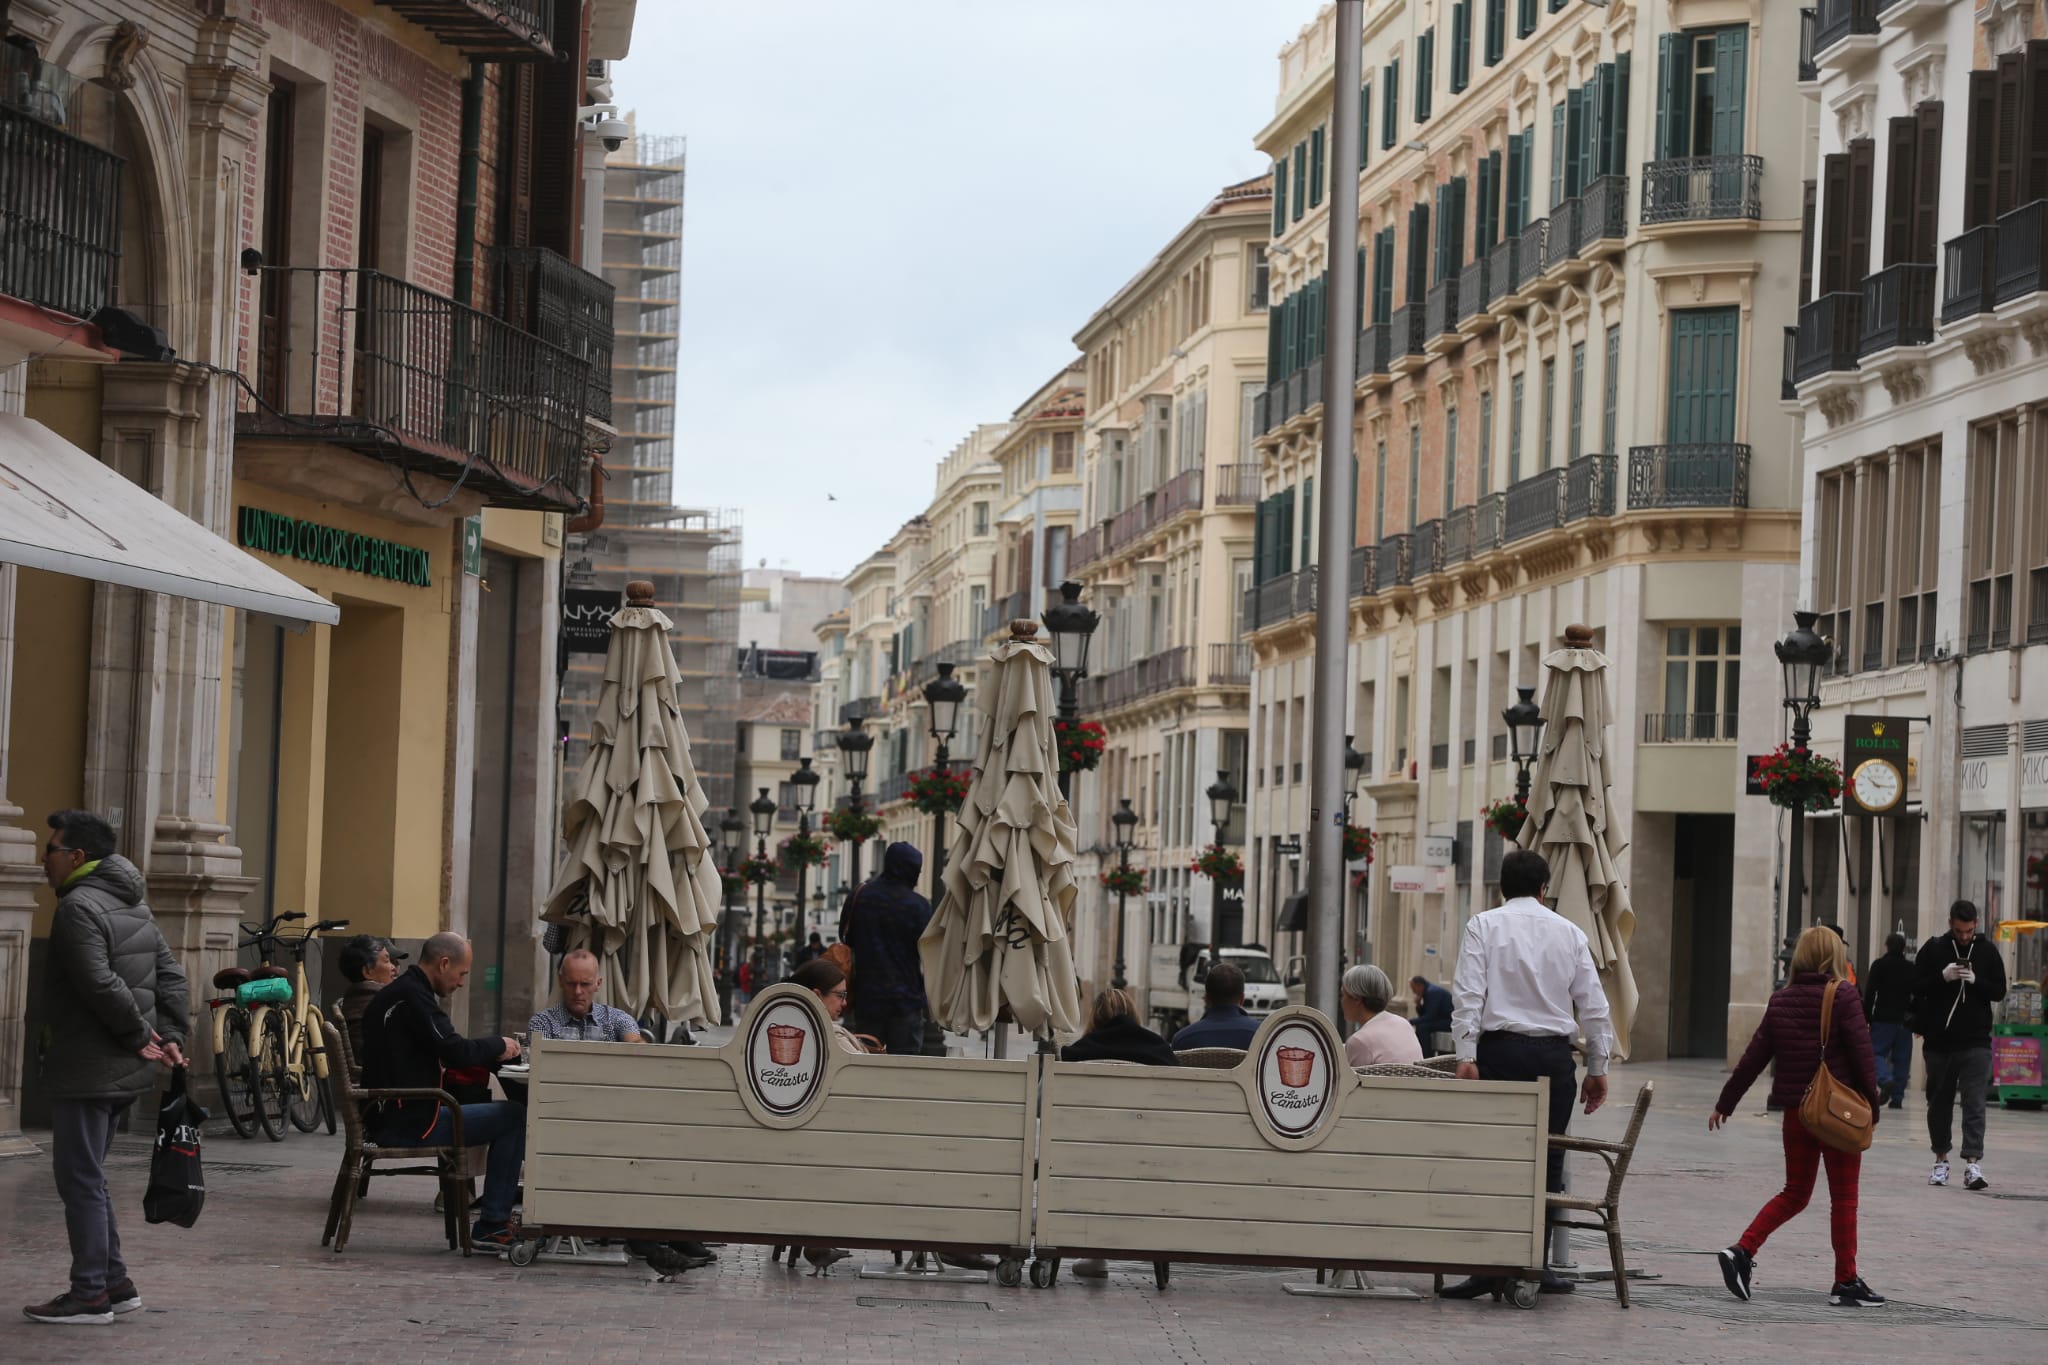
[578,103,630,153]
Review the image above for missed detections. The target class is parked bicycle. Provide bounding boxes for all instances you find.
[207,910,350,1140]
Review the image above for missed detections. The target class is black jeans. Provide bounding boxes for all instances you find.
[1476,1031,1576,1193]
[51,1097,134,1299]
[1923,1045,1991,1161]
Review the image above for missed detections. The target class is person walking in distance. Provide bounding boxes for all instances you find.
[1710,926,1884,1308]
[25,810,189,1326]
[1440,848,1613,1299]
[837,842,935,1055]
[1861,932,1915,1109]
[1913,900,2006,1190]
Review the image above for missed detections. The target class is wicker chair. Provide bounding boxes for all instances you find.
[1417,1054,1461,1072]
[326,1003,362,1085]
[1546,1081,1655,1306]
[320,1018,474,1256]
[1173,1047,1247,1070]
[1353,1062,1454,1080]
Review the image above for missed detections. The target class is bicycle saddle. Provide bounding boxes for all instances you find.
[212,966,253,990]
[251,965,288,980]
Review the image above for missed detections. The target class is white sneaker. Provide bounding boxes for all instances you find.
[1928,1160,1949,1186]
[1963,1163,1987,1191]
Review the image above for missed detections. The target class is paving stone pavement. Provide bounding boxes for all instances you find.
[1,1057,2042,1364]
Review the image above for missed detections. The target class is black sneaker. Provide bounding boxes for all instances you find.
[1717,1246,1754,1301]
[23,1292,114,1325]
[105,1280,141,1315]
[1830,1277,1887,1307]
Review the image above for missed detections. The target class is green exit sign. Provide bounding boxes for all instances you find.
[482,965,500,991]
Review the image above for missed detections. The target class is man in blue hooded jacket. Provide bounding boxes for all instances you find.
[838,843,933,1055]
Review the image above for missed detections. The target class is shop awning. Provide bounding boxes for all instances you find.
[0,414,339,625]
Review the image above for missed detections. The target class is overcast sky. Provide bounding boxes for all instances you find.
[613,0,1315,579]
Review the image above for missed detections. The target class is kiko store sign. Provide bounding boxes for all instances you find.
[237,507,432,588]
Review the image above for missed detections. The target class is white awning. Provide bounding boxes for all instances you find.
[0,414,339,626]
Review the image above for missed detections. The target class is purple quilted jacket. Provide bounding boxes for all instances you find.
[1717,972,1880,1120]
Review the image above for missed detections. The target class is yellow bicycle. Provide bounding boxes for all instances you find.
[210,910,349,1140]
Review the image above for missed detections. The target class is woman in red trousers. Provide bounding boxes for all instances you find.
[1710,924,1885,1307]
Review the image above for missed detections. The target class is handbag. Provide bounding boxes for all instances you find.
[144,1067,207,1228]
[1799,979,1875,1153]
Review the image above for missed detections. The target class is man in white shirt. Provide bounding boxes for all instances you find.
[1441,848,1614,1299]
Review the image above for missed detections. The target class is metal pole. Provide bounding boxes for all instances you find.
[795,810,810,967]
[1305,0,1363,1023]
[931,743,949,902]
[718,847,736,1018]
[1056,677,1077,803]
[1780,711,1811,989]
[753,834,768,977]
[1113,842,1129,990]
[1515,757,1532,809]
[849,782,866,885]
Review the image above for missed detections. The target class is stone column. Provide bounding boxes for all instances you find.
[0,559,45,1156]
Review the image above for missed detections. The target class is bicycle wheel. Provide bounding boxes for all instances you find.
[251,1010,289,1141]
[213,1006,260,1141]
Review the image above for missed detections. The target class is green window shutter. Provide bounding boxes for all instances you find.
[1267,306,1283,383]
[1478,390,1494,493]
[1374,228,1395,323]
[1550,101,1567,207]
[1450,176,1467,272]
[1310,125,1326,208]
[1656,33,1692,161]
[1273,158,1288,235]
[1357,245,1367,327]
[1568,340,1585,461]
[1486,0,1505,66]
[1517,0,1536,40]
[1406,425,1420,528]
[1292,142,1307,220]
[1360,80,1371,170]
[1520,129,1535,224]
[1474,156,1493,255]
[1383,60,1400,149]
[1508,372,1524,482]
[1451,3,1471,93]
[1711,27,1748,157]
[1505,131,1525,236]
[1565,88,1586,197]
[1277,490,1295,574]
[1666,307,1740,445]
[1374,440,1387,540]
[1253,498,1270,582]
[1417,30,1434,124]
[1602,323,1620,454]
[1444,404,1460,513]
[1299,477,1314,565]
[1612,54,1630,172]
[1406,201,1430,302]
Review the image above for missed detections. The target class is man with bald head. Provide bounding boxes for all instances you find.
[362,931,527,1248]
[528,950,644,1043]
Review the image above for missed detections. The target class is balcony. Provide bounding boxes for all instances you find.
[0,103,123,322]
[1457,258,1493,327]
[1475,491,1506,554]
[1411,519,1443,578]
[1425,277,1461,345]
[1388,303,1426,371]
[1252,386,1272,436]
[1544,199,1582,273]
[1208,642,1253,686]
[1642,712,1739,743]
[1213,462,1261,506]
[1641,155,1764,226]
[370,0,557,57]
[1374,534,1412,592]
[1793,291,1862,383]
[1941,224,1997,323]
[1515,218,1550,291]
[2032,569,2048,645]
[1577,176,1628,254]
[1992,198,2048,307]
[1487,238,1519,303]
[1798,9,1820,84]
[1347,543,1377,599]
[1068,523,1106,572]
[1501,458,1607,543]
[1813,0,1879,56]
[1627,444,1752,509]
[841,696,883,723]
[1858,261,1935,355]
[1080,645,1192,712]
[237,268,591,511]
[490,245,614,424]
[1442,503,1475,566]
[1782,326,1799,402]
[1357,321,1391,380]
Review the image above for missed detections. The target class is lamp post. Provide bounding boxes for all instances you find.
[1042,580,1100,803]
[1342,738,1366,965]
[923,661,967,901]
[1774,610,1831,988]
[836,717,874,883]
[716,807,745,1016]
[1204,771,1237,952]
[1111,798,1137,990]
[748,787,776,984]
[1502,686,1545,810]
[790,756,820,947]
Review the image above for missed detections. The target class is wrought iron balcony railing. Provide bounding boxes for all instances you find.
[1577,176,1628,250]
[490,245,614,424]
[237,267,591,511]
[1794,291,1863,382]
[1426,277,1461,340]
[1252,386,1272,436]
[1941,224,1997,323]
[1799,8,1820,82]
[1544,199,1581,271]
[1859,261,1935,355]
[371,0,557,57]
[1208,642,1253,686]
[1068,523,1106,571]
[1374,533,1412,591]
[1992,198,2048,307]
[1213,462,1261,506]
[1357,321,1390,377]
[1458,258,1491,322]
[1515,218,1550,289]
[1475,491,1506,553]
[1627,444,1752,509]
[1488,238,1519,301]
[1641,155,1764,225]
[1411,519,1443,577]
[1642,712,1739,743]
[1782,326,1799,402]
[1348,543,1377,599]
[1813,0,1878,55]
[0,103,123,321]
[1389,303,1426,362]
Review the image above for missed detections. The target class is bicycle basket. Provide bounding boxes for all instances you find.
[235,977,293,1007]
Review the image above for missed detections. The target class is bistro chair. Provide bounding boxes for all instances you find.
[1545,1081,1656,1307]
[320,1019,473,1256]
[1172,1047,1247,1070]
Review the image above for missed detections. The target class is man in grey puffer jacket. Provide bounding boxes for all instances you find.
[25,810,189,1327]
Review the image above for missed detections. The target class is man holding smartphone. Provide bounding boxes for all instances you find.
[1912,900,2007,1191]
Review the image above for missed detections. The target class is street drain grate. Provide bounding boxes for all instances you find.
[1633,1285,2030,1329]
[1985,1192,2048,1203]
[207,1161,291,1174]
[855,1297,990,1312]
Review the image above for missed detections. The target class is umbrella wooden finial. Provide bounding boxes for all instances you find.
[1563,623,1595,648]
[626,580,656,606]
[1009,619,1040,639]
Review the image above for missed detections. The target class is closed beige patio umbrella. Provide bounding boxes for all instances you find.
[1515,624,1637,1057]
[541,581,722,1027]
[919,621,1084,1039]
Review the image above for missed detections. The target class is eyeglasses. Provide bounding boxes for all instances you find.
[825,988,849,1001]
[43,842,78,860]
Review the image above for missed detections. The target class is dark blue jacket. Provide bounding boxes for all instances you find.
[839,842,933,1019]
[1413,980,1453,1035]
[1171,1003,1259,1051]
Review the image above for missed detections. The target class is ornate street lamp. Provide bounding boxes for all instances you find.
[790,756,820,941]
[923,662,968,899]
[1205,771,1238,835]
[1111,797,1138,991]
[1774,610,1833,987]
[749,787,777,981]
[1502,686,1545,808]
[1041,580,1100,802]
[836,717,874,881]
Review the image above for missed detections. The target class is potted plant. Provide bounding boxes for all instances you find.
[826,805,881,844]
[1342,824,1376,864]
[907,764,972,815]
[1189,843,1242,879]
[1753,743,1844,812]
[778,830,830,872]
[738,856,778,887]
[1056,718,1107,773]
[1485,798,1527,842]
[719,869,746,900]
[1100,864,1146,896]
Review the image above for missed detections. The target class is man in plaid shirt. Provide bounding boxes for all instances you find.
[528,951,644,1043]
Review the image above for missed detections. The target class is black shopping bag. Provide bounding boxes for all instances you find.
[143,1067,207,1228]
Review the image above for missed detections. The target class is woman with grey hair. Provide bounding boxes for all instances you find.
[1340,964,1423,1068]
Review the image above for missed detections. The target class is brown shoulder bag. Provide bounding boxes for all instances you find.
[1799,979,1875,1153]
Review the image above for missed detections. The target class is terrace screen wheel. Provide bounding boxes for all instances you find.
[1510,1279,1540,1310]
[996,1257,1023,1288]
[507,1238,539,1267]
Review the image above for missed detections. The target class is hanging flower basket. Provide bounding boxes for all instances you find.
[1189,843,1242,879]
[1342,824,1376,864]
[1100,864,1146,897]
[1754,743,1844,813]
[719,870,747,899]
[907,764,972,815]
[1485,799,1527,843]
[738,856,778,887]
[1056,719,1107,773]
[826,806,881,844]
[778,831,830,872]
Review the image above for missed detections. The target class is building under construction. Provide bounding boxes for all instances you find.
[558,133,739,806]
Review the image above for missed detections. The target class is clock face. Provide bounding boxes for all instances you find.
[1852,758,1903,812]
